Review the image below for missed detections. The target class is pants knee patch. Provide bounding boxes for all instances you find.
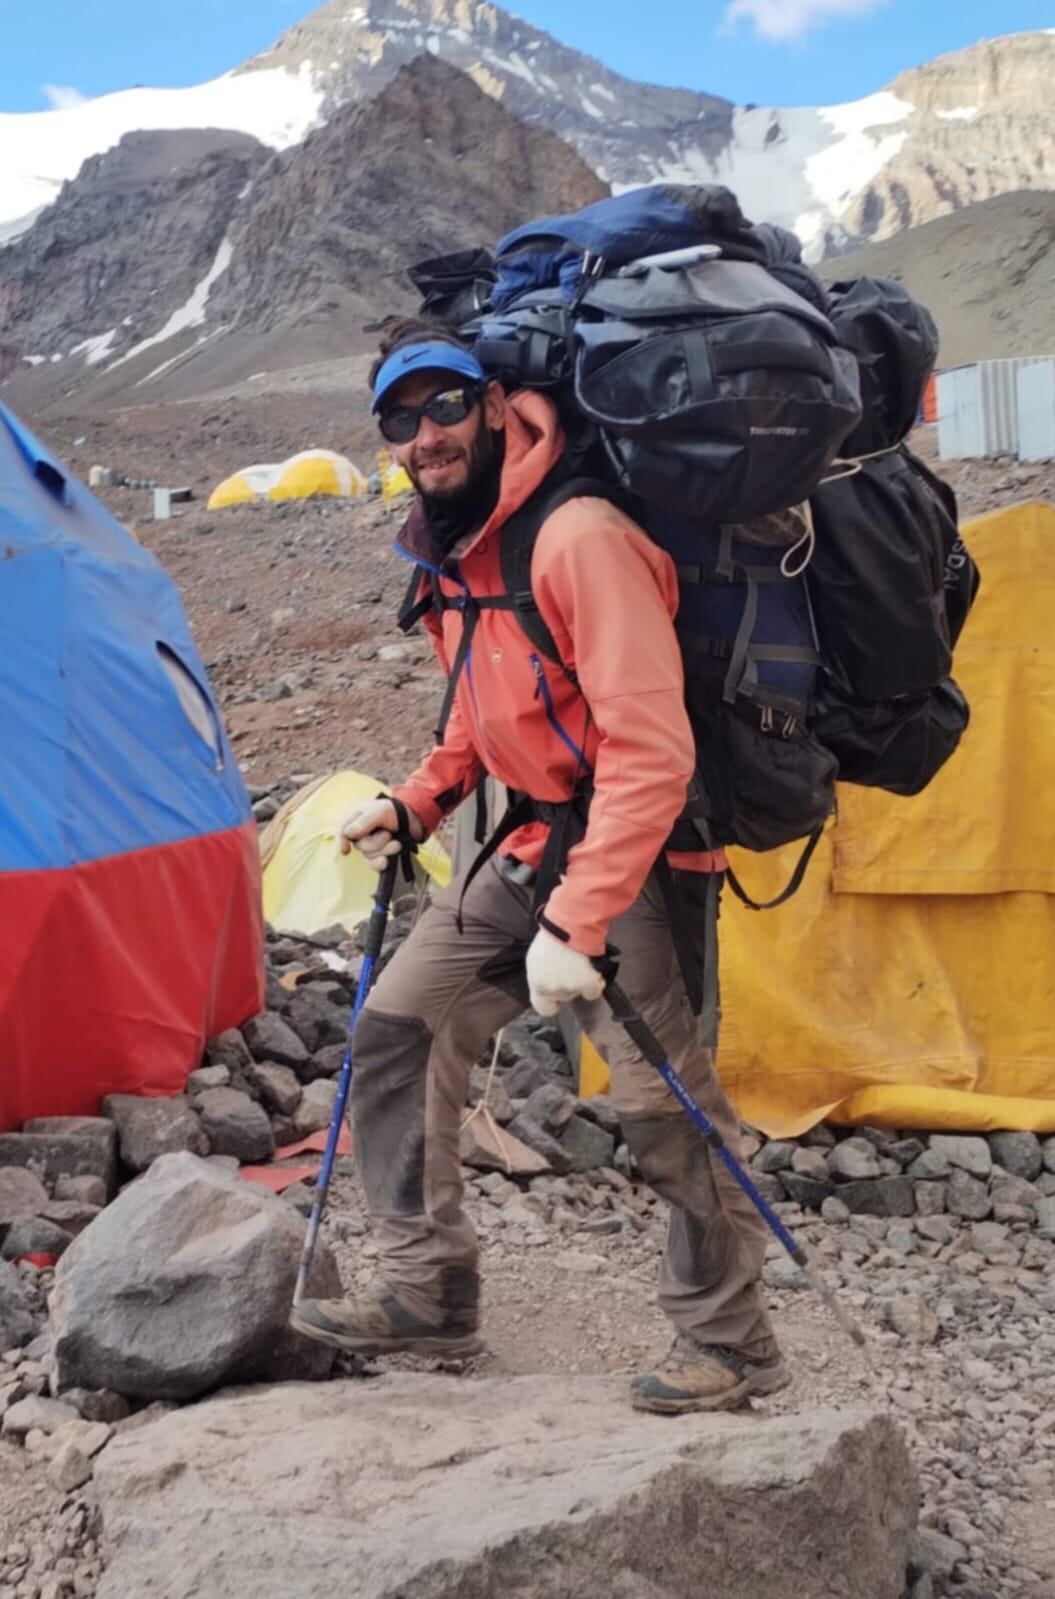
[351,1008,431,1217]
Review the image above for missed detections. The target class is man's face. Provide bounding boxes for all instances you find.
[382,370,505,505]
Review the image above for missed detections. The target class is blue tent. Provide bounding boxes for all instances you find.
[0,402,263,1129]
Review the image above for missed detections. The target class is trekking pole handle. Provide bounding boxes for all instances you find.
[361,857,400,962]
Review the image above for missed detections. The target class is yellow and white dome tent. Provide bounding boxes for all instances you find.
[260,771,451,937]
[208,450,367,510]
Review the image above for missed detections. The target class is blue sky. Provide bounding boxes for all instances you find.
[7,0,1052,113]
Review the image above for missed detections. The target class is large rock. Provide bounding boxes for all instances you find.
[0,1116,118,1194]
[0,1260,37,1351]
[988,1131,1042,1181]
[241,1013,309,1073]
[928,1135,991,1179]
[0,1165,49,1224]
[102,1095,207,1173]
[49,1152,340,1401]
[92,1378,916,1599]
[194,1088,275,1164]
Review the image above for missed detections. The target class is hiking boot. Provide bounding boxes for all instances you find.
[631,1335,790,1415]
[290,1276,482,1358]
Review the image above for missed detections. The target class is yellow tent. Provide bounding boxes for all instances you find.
[208,450,367,511]
[376,449,414,502]
[260,771,451,937]
[718,500,1055,1137]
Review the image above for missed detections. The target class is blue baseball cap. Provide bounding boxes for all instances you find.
[371,341,487,414]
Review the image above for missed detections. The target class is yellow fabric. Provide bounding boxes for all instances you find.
[718,501,1055,1136]
[207,472,254,510]
[261,771,451,936]
[377,450,414,501]
[579,1034,612,1097]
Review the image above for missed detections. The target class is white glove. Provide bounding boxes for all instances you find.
[526,927,606,1017]
[337,797,424,870]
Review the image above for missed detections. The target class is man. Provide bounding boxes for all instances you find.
[290,321,788,1413]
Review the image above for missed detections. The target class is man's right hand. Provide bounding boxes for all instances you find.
[337,798,425,869]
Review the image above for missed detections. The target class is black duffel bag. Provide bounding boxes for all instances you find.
[572,252,861,525]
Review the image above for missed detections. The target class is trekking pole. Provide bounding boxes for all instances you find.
[292,855,402,1307]
[604,979,868,1352]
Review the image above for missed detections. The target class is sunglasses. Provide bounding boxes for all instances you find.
[378,385,481,445]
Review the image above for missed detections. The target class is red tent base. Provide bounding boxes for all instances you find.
[0,823,264,1130]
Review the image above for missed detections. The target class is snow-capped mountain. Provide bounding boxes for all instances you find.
[1,3,1052,257]
[1,3,1053,403]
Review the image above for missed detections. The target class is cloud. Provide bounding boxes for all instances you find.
[43,84,89,111]
[723,0,890,43]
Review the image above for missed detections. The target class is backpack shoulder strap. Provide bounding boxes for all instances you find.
[498,470,626,671]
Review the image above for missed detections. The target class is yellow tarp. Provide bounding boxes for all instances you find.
[719,501,1055,1137]
[260,771,451,937]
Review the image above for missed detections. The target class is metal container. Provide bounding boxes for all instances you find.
[1016,358,1055,463]
[937,357,1055,461]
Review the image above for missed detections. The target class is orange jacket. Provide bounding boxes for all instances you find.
[392,390,723,956]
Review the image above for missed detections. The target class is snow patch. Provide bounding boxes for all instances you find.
[112,235,233,368]
[590,82,617,103]
[71,329,118,367]
[24,354,46,367]
[807,90,912,211]
[935,105,979,121]
[0,65,323,229]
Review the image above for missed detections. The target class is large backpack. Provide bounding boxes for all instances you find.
[398,189,975,902]
[806,277,979,795]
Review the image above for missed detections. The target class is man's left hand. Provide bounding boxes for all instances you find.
[526,927,606,1017]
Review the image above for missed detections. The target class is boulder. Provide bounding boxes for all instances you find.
[284,988,348,1054]
[508,1115,572,1175]
[186,1065,231,1095]
[291,1079,339,1139]
[0,1166,49,1225]
[521,1082,578,1136]
[779,1172,833,1209]
[2,1394,80,1438]
[92,1379,917,1599]
[54,1174,107,1208]
[241,1013,310,1073]
[1,1215,74,1261]
[40,1197,104,1237]
[246,1063,302,1119]
[195,1088,275,1164]
[945,1169,992,1221]
[206,1028,255,1073]
[49,1152,340,1401]
[988,1131,1042,1182]
[827,1138,882,1181]
[102,1095,207,1174]
[0,1260,37,1352]
[559,1116,617,1174]
[838,1177,916,1217]
[928,1135,991,1179]
[752,1140,797,1174]
[0,1117,118,1194]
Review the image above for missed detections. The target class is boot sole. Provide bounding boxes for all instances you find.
[631,1361,791,1415]
[289,1308,483,1358]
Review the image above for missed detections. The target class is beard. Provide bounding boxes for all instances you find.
[408,420,498,516]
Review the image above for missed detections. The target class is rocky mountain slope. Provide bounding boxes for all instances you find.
[0,130,267,384]
[821,190,1055,368]
[1,57,604,408]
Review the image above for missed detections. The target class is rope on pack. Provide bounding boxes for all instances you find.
[818,442,903,487]
[779,501,815,579]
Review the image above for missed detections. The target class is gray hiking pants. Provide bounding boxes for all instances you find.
[349,857,777,1358]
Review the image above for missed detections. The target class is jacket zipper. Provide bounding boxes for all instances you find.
[530,653,589,767]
